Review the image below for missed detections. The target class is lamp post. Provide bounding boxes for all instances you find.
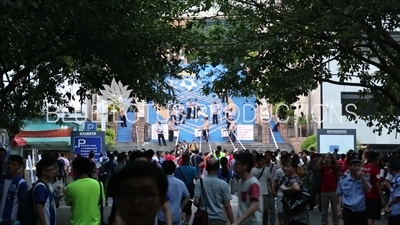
[100,100,108,132]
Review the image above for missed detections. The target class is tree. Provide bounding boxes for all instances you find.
[186,0,400,134]
[99,128,116,151]
[0,0,192,135]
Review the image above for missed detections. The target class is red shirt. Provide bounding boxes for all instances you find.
[321,165,339,193]
[362,163,380,199]
[343,158,349,172]
[338,159,346,173]
[164,155,175,161]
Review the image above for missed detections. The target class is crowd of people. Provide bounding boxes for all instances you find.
[0,146,399,225]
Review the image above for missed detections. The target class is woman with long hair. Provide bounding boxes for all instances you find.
[217,157,233,184]
[280,154,310,225]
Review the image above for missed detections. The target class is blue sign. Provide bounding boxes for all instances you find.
[70,131,105,160]
[329,145,340,152]
[84,122,97,131]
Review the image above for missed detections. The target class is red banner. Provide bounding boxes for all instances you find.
[16,128,73,138]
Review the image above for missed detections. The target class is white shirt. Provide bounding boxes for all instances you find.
[186,101,192,108]
[179,104,185,113]
[193,101,199,107]
[228,111,235,119]
[250,167,272,195]
[156,125,164,134]
[212,104,220,114]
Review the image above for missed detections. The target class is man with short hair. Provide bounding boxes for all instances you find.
[159,160,189,225]
[0,155,28,221]
[34,157,57,225]
[65,157,105,225]
[114,161,172,225]
[234,152,262,225]
[194,158,234,225]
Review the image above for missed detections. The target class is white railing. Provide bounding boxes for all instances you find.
[199,135,202,152]
[226,129,236,150]
[206,130,212,152]
[175,129,180,147]
[135,126,140,149]
[269,126,279,149]
[231,131,246,150]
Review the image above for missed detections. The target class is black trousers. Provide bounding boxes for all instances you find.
[168,130,174,142]
[121,116,127,127]
[229,131,236,142]
[342,208,367,225]
[187,108,192,119]
[202,129,209,142]
[178,114,185,124]
[212,114,218,124]
[108,200,117,225]
[158,133,166,146]
[193,108,197,119]
[309,183,321,210]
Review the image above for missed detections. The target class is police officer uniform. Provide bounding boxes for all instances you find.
[336,157,371,225]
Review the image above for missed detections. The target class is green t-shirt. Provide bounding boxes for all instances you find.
[65,178,105,225]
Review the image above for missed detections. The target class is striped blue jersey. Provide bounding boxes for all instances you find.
[0,176,28,220]
[33,182,56,225]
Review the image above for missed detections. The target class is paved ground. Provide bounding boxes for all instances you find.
[56,195,388,225]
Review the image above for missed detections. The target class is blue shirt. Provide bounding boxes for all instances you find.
[174,165,198,185]
[157,175,189,222]
[389,173,400,216]
[33,182,56,225]
[336,171,370,212]
[217,169,233,184]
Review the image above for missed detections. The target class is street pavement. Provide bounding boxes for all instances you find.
[56,195,388,225]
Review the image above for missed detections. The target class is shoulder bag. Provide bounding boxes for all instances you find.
[281,176,311,214]
[257,167,266,180]
[193,178,209,225]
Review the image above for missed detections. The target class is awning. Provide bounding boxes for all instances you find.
[13,136,27,147]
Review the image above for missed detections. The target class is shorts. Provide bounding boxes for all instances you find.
[276,196,283,213]
[365,198,381,220]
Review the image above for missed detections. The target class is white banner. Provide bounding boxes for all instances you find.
[236,125,254,140]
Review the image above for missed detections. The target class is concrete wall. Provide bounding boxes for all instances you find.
[321,61,398,145]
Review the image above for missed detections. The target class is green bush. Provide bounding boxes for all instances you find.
[307,142,317,151]
[300,134,317,151]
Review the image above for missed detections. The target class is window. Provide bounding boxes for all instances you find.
[340,92,377,116]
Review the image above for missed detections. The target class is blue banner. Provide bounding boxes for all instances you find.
[70,131,105,160]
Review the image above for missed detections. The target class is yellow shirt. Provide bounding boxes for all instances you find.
[65,178,105,225]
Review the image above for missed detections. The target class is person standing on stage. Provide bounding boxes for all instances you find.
[228,118,236,142]
[227,107,235,129]
[201,117,210,142]
[156,121,167,146]
[178,103,185,124]
[193,98,199,119]
[212,102,221,125]
[186,99,193,120]
[224,102,230,122]
[168,118,175,143]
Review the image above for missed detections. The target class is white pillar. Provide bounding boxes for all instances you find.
[101,100,108,131]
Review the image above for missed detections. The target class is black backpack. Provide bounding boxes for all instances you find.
[19,181,48,225]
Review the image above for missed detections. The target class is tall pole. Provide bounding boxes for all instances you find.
[101,100,107,132]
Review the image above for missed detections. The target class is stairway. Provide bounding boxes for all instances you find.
[116,112,135,143]
[113,142,294,153]
[269,119,284,143]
